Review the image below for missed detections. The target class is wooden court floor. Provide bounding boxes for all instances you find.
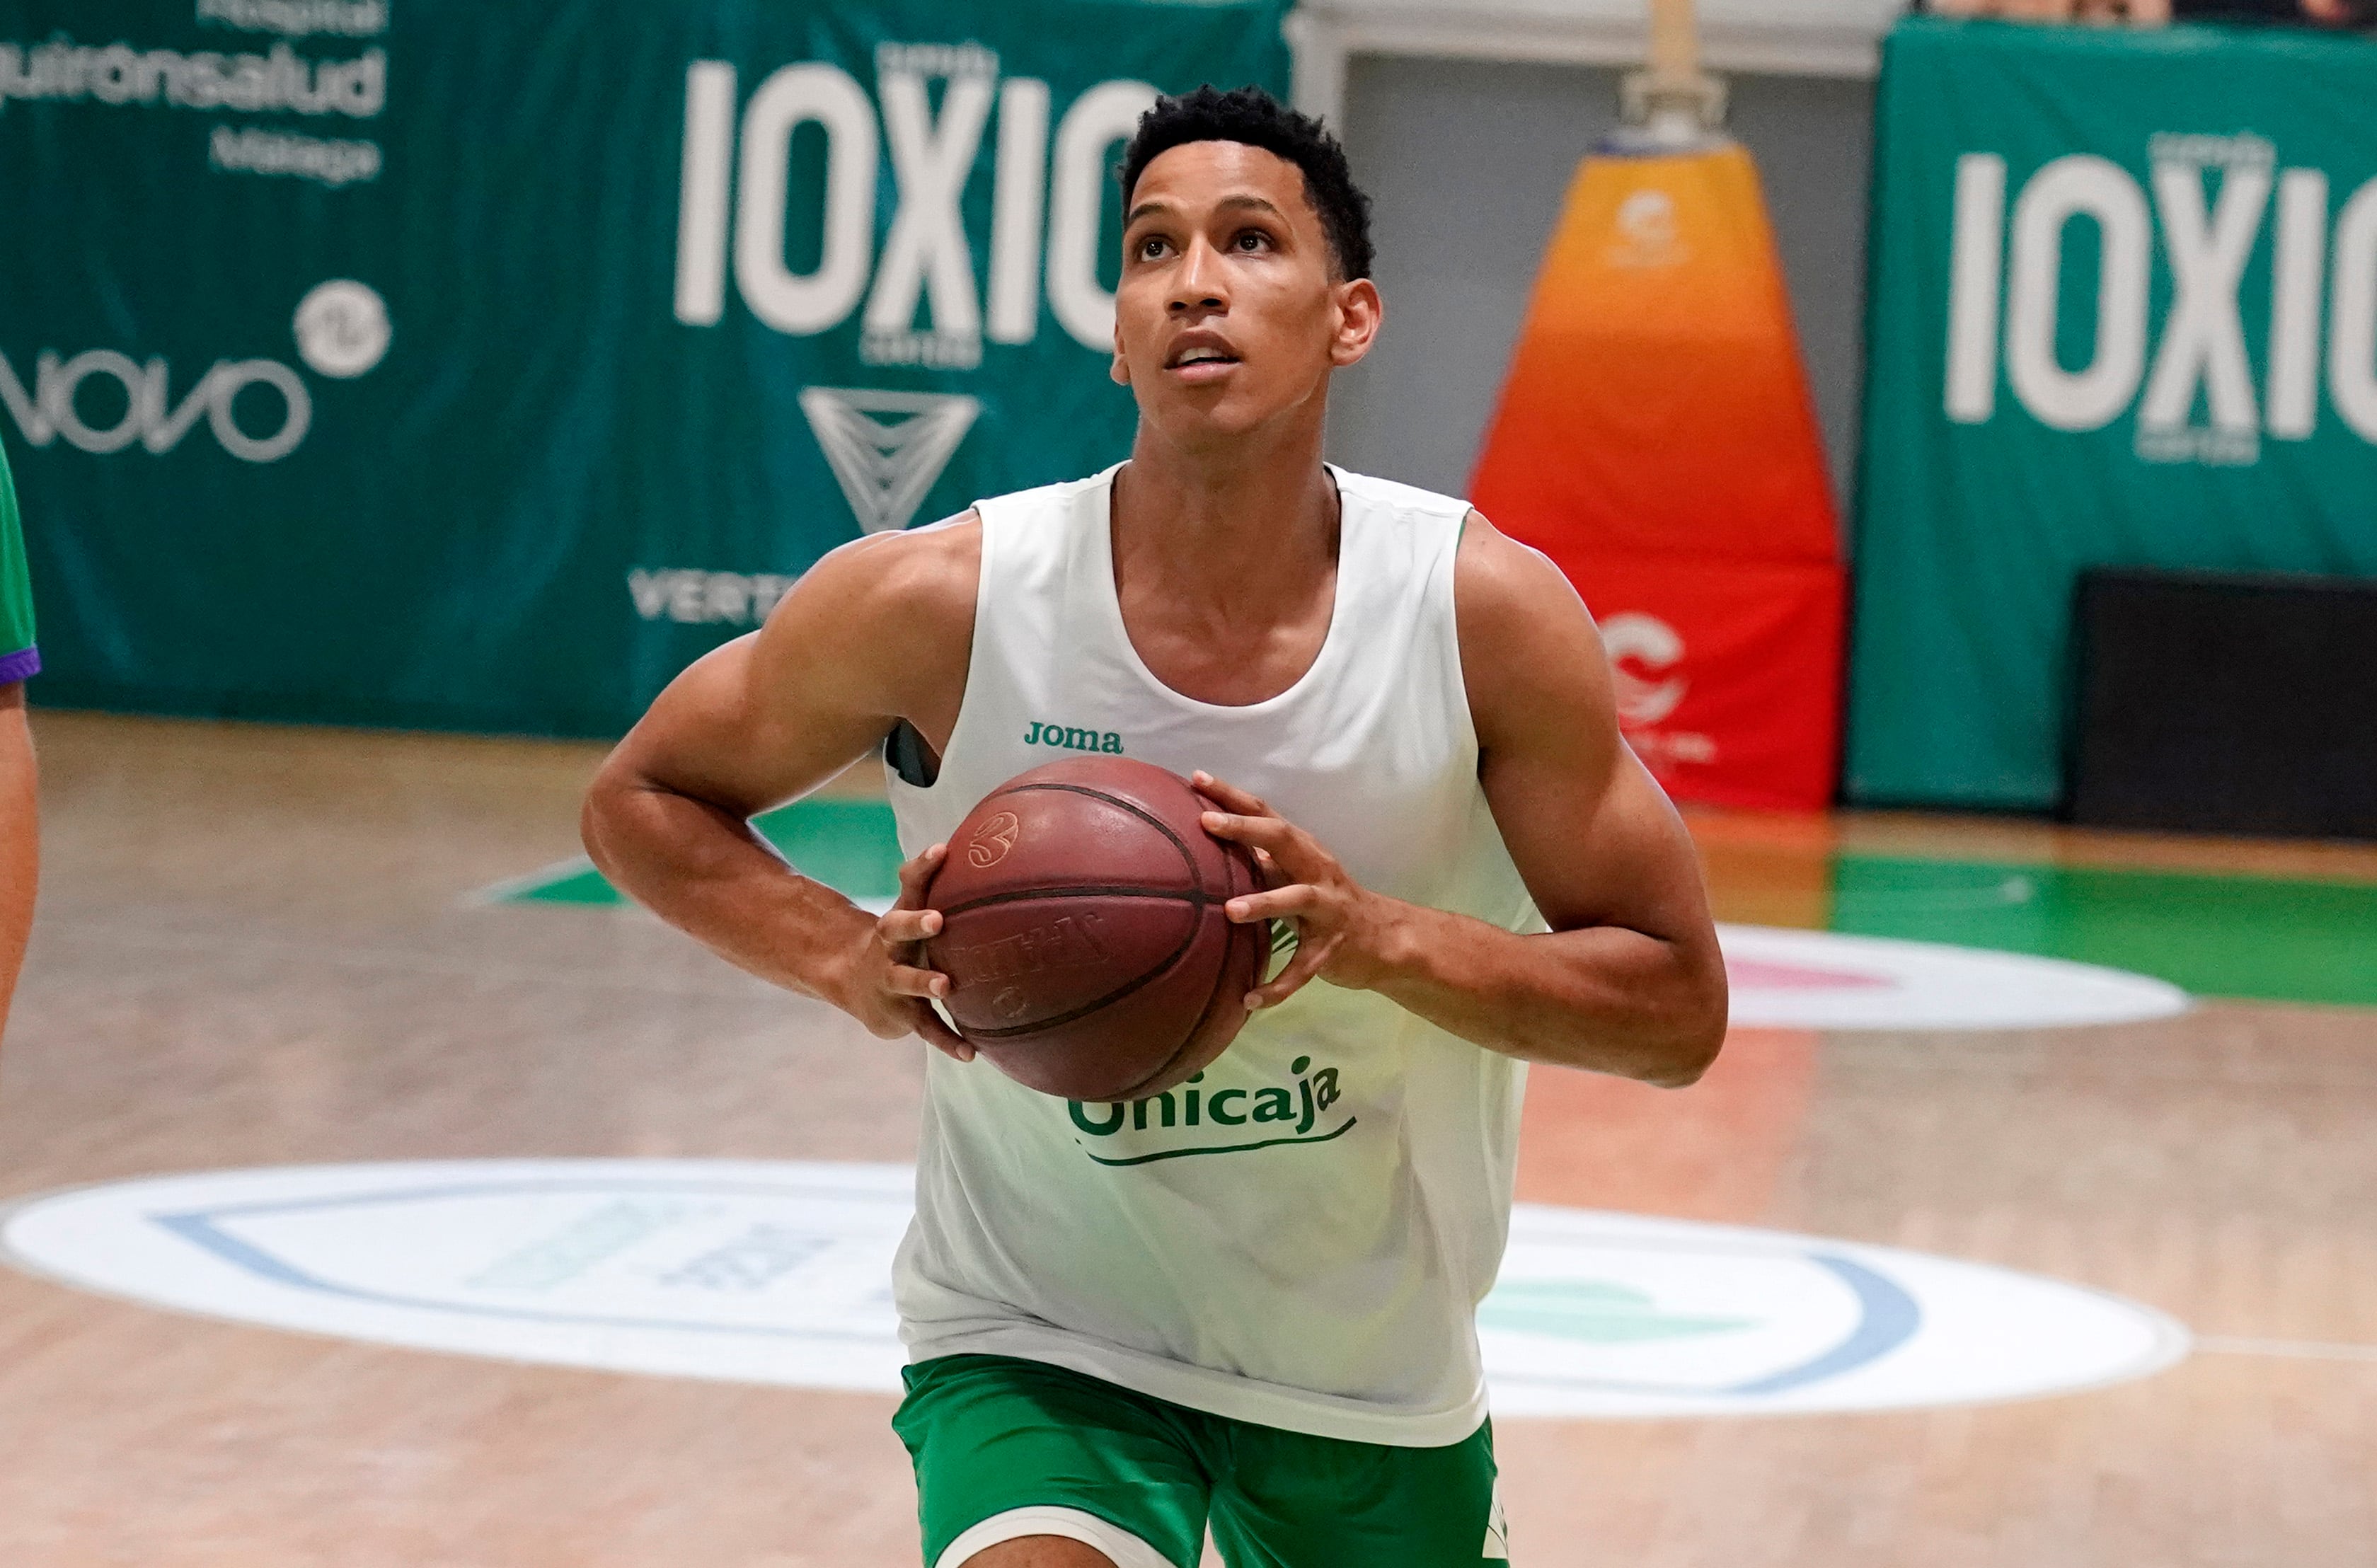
[1,712,2373,1566]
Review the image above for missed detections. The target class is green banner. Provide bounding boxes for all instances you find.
[0,0,1287,733]
[1851,18,2377,809]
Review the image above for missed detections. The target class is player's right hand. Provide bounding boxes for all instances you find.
[843,842,974,1061]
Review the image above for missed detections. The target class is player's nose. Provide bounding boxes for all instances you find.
[1167,236,1231,315]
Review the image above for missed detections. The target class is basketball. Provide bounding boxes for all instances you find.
[923,757,1272,1102]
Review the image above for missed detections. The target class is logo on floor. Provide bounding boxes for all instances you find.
[0,1160,2189,1417]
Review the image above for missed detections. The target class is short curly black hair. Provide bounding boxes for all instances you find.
[1118,84,1375,282]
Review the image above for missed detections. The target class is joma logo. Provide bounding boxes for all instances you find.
[1024,721,1122,754]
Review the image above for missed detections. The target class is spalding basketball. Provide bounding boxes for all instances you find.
[923,757,1270,1102]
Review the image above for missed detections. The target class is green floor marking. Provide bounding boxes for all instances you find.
[477,805,2373,1010]
[1830,855,2377,1008]
[1477,1279,1754,1344]
[484,797,904,909]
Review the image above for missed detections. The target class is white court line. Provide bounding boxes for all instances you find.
[463,858,892,916]
[460,855,603,906]
[2193,1336,2377,1364]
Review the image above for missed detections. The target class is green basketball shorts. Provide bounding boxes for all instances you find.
[892,1354,1512,1568]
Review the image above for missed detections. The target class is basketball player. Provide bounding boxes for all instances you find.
[0,440,38,1042]
[584,85,1727,1568]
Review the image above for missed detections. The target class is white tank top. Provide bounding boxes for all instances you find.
[885,463,1542,1446]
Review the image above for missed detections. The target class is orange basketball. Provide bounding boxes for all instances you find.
[923,757,1270,1102]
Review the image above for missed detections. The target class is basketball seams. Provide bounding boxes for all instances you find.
[1155,932,1236,1092]
[957,916,1211,1042]
[934,885,1210,919]
[995,780,1207,887]
[931,779,1215,916]
[1102,841,1269,1103]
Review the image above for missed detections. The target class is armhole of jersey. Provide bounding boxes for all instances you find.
[883,719,937,788]
[1442,508,1485,766]
[883,503,996,797]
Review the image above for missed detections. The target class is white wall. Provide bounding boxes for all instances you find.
[1289,0,1904,122]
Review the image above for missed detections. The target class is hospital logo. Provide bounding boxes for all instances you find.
[0,1159,2189,1419]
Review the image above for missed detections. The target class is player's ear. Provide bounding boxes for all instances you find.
[1329,277,1382,369]
[1110,350,1130,386]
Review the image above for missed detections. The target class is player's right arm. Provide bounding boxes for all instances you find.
[580,517,980,1058]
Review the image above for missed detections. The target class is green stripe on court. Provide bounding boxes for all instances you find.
[477,811,2377,1009]
[1829,857,2377,1010]
[483,798,903,910]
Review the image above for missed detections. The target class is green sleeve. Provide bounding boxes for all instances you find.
[0,439,34,684]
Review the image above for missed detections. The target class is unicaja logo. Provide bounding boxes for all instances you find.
[1608,188,1687,269]
[1600,612,1688,727]
[1066,1056,1354,1166]
[1618,190,1674,243]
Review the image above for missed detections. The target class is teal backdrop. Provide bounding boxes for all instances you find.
[1851,18,2377,809]
[0,0,1287,733]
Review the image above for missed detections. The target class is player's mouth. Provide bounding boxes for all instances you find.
[1164,335,1241,383]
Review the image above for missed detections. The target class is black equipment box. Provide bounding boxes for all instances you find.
[2065,569,2377,839]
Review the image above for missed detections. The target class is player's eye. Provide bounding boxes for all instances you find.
[1233,230,1270,252]
[1135,235,1170,260]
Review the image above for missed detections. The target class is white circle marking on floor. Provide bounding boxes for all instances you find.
[0,1160,2189,1419]
[1717,924,2189,1031]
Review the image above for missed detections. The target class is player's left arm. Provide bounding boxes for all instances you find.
[1199,513,1727,1087]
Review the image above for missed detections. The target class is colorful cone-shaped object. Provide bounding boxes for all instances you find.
[1472,139,1845,811]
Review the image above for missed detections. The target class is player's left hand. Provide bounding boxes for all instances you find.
[1194,772,1400,1010]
